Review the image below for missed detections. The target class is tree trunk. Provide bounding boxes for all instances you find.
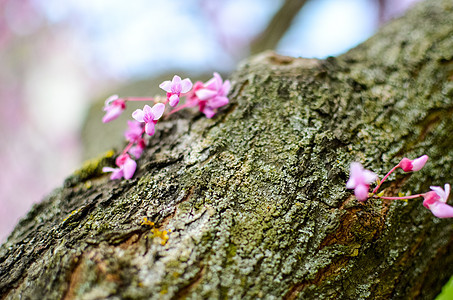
[2,1,453,299]
[249,0,309,55]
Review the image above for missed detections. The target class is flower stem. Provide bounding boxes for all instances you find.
[372,163,400,194]
[374,193,424,200]
[124,97,157,102]
[167,101,195,116]
[122,142,134,156]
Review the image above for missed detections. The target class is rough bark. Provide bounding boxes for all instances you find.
[2,0,453,299]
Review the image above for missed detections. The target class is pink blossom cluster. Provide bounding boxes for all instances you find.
[102,73,230,180]
[346,155,453,218]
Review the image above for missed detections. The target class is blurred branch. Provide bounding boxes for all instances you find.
[249,0,309,55]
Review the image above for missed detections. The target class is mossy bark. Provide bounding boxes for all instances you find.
[2,1,453,299]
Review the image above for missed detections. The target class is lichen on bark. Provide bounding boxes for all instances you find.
[2,0,453,299]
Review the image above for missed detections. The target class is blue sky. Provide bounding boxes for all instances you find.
[36,0,378,79]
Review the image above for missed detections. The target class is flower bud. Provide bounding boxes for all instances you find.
[399,155,428,172]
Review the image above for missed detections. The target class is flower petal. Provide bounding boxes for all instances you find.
[159,80,172,92]
[196,89,217,100]
[350,162,362,175]
[445,183,450,201]
[129,145,144,158]
[103,167,124,180]
[170,75,182,94]
[203,75,217,90]
[180,78,193,93]
[132,109,145,122]
[202,107,216,118]
[428,202,453,218]
[411,155,428,171]
[363,169,377,185]
[124,120,143,141]
[208,96,229,108]
[221,80,231,96]
[143,105,152,115]
[111,169,124,180]
[172,75,181,84]
[102,105,123,123]
[212,72,222,89]
[104,94,119,107]
[123,158,137,179]
[169,94,180,107]
[354,184,369,202]
[431,185,447,203]
[151,103,166,120]
[145,122,155,136]
[346,178,356,189]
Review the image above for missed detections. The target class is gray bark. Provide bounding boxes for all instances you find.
[2,0,453,299]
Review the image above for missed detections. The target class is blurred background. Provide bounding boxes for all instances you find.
[0,0,420,242]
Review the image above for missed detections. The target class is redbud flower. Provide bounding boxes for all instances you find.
[346,162,378,202]
[124,120,144,143]
[132,103,165,136]
[186,81,204,100]
[399,155,429,172]
[102,95,126,123]
[129,138,146,158]
[159,75,193,107]
[423,184,453,218]
[102,153,137,180]
[195,72,230,118]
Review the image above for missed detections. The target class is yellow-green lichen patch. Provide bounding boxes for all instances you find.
[141,217,172,246]
[62,209,81,224]
[64,150,115,186]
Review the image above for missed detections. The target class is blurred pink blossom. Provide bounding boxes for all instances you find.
[186,72,230,118]
[159,75,192,107]
[132,103,165,136]
[399,155,428,172]
[124,120,144,142]
[102,153,137,180]
[423,184,453,218]
[102,95,126,123]
[129,139,146,159]
[346,162,377,202]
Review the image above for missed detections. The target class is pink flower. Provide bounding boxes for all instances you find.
[399,155,429,172]
[132,103,165,136]
[129,139,146,158]
[159,75,193,107]
[102,154,137,180]
[124,120,144,143]
[423,184,453,218]
[346,162,377,202]
[102,95,126,123]
[124,121,146,158]
[194,72,230,118]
